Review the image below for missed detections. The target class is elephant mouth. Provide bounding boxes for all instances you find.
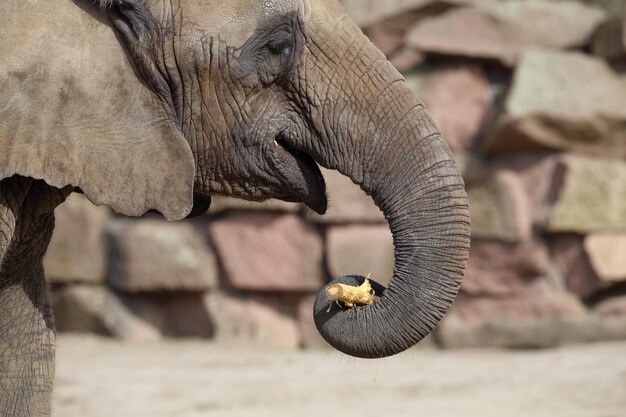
[275,137,327,214]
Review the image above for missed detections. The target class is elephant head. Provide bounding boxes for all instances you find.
[0,0,470,358]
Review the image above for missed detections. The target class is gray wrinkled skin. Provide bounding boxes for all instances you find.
[0,0,470,415]
[0,178,70,416]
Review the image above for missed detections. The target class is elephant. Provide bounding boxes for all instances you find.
[0,0,470,415]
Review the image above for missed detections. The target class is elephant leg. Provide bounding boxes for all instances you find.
[0,265,55,417]
[0,177,68,417]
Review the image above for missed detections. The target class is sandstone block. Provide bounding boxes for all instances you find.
[488,50,626,156]
[550,234,602,300]
[584,234,626,283]
[438,313,626,349]
[366,20,408,57]
[118,293,214,338]
[453,152,490,185]
[467,171,531,241]
[389,47,425,73]
[420,65,492,151]
[560,315,626,344]
[462,240,549,297]
[582,0,626,14]
[209,213,324,291]
[305,168,385,224]
[340,0,427,27]
[108,219,218,292]
[448,292,586,325]
[56,290,215,339]
[594,296,626,317]
[406,2,606,66]
[364,7,441,57]
[340,0,486,28]
[409,7,512,63]
[297,295,328,349]
[592,17,626,61]
[52,285,162,342]
[491,153,560,222]
[545,156,626,233]
[44,194,109,284]
[438,292,589,348]
[326,225,394,287]
[165,294,215,338]
[205,292,301,349]
[404,64,493,152]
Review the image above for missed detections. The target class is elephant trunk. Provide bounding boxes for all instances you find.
[309,22,470,358]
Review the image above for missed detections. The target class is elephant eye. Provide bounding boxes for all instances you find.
[267,40,292,57]
[265,29,294,58]
[237,14,301,82]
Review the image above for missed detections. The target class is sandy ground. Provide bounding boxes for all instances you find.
[53,335,626,417]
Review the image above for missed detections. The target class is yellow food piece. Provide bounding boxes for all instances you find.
[325,276,375,308]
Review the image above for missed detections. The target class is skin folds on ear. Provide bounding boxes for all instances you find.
[0,0,195,221]
[97,0,175,107]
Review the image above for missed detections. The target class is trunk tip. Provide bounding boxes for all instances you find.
[314,275,392,358]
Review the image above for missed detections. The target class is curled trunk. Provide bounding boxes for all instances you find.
[307,20,471,358]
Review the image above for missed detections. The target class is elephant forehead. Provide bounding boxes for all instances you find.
[261,0,298,16]
[186,0,302,47]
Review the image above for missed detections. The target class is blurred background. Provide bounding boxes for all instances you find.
[48,0,626,415]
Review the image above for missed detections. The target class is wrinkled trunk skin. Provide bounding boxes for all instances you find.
[0,177,69,416]
[304,16,470,358]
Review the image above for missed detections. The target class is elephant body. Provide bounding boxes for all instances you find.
[0,1,470,415]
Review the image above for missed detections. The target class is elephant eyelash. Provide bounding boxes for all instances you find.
[267,41,292,57]
[265,31,294,57]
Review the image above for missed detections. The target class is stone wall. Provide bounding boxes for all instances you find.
[46,0,626,350]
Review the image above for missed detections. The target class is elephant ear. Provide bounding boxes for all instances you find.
[0,0,194,221]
